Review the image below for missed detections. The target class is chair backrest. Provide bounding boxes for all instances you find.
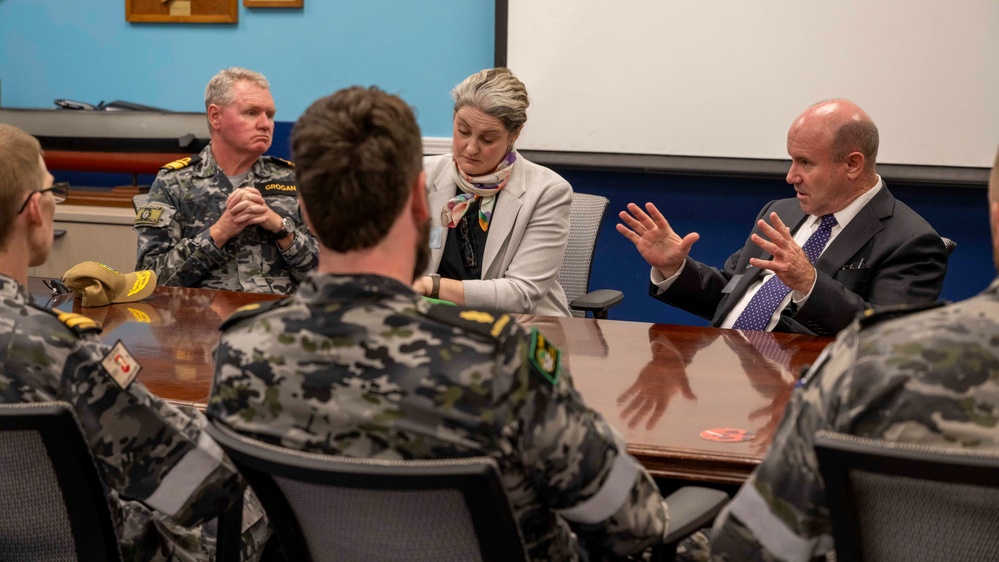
[206,421,528,562]
[0,402,122,562]
[814,430,999,562]
[558,192,610,318]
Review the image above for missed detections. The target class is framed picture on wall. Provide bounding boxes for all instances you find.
[244,0,303,7]
[126,0,238,23]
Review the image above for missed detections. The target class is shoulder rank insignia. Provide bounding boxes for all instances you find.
[160,155,200,171]
[220,298,290,330]
[265,156,295,168]
[101,340,140,389]
[424,304,514,341]
[528,327,561,385]
[54,311,101,335]
[857,301,947,329]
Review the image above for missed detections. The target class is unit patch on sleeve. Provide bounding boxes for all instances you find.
[101,340,141,389]
[528,327,561,385]
[134,206,164,226]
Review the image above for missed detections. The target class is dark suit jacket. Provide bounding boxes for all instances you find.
[650,185,948,335]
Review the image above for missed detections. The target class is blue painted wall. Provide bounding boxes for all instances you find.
[0,0,493,136]
[2,0,992,324]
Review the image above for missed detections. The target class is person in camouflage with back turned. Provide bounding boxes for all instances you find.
[135,67,317,294]
[208,86,672,561]
[693,146,999,561]
[0,124,269,561]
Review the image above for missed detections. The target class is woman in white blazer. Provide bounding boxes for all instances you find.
[414,68,573,316]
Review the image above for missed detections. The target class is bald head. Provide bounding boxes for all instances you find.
[793,99,879,171]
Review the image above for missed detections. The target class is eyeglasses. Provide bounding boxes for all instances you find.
[43,278,71,297]
[18,182,69,214]
[457,218,477,269]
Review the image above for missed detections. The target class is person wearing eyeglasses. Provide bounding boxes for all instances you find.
[413,68,573,316]
[0,124,270,560]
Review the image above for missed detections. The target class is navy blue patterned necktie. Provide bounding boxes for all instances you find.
[732,214,838,331]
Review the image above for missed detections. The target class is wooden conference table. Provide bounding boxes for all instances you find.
[29,278,833,485]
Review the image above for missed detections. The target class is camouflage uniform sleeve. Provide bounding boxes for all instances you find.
[709,330,859,561]
[135,171,229,287]
[60,333,245,528]
[276,204,318,281]
[503,328,669,558]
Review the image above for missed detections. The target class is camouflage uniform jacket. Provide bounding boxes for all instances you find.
[708,278,999,561]
[209,273,669,561]
[135,144,318,294]
[0,274,261,561]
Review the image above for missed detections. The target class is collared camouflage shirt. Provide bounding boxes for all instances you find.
[0,274,267,561]
[209,273,669,561]
[707,278,999,561]
[135,144,318,294]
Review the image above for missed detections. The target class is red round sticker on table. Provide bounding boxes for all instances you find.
[700,428,756,442]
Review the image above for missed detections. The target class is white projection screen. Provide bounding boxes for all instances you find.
[503,0,998,169]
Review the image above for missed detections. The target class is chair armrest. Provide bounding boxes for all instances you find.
[570,289,624,319]
[651,486,729,561]
[662,486,728,544]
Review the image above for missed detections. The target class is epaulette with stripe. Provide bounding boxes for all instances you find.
[857,301,947,329]
[423,304,517,343]
[220,298,292,330]
[29,306,102,336]
[263,155,295,168]
[424,304,562,385]
[160,155,201,171]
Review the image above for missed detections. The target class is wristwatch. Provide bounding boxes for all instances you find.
[428,274,441,299]
[272,216,294,239]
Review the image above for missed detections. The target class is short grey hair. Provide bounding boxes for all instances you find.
[204,67,270,109]
[451,67,529,134]
[831,119,879,167]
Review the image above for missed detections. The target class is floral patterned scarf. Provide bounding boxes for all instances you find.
[441,150,518,232]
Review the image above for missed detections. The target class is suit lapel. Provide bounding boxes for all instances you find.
[814,186,892,273]
[481,169,525,277]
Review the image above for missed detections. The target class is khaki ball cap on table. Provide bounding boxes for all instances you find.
[62,261,157,308]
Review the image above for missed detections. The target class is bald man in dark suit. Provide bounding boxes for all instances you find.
[618,99,947,336]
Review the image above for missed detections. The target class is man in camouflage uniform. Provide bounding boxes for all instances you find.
[209,86,671,561]
[698,147,999,561]
[0,123,268,560]
[135,67,317,294]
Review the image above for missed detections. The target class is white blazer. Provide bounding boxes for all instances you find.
[424,154,572,317]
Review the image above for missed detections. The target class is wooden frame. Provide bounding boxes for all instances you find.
[244,0,302,7]
[126,0,238,23]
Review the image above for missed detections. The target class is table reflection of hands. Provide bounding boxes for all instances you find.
[617,335,697,430]
[748,378,795,454]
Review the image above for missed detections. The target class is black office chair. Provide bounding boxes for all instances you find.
[208,421,728,562]
[814,430,999,562]
[208,421,528,562]
[558,192,624,318]
[0,401,122,561]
